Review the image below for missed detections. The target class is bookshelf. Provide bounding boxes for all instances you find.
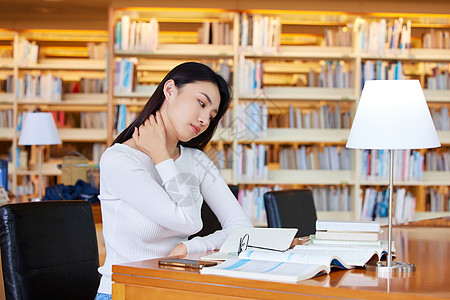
[1,29,108,197]
[104,6,450,226]
[1,3,449,225]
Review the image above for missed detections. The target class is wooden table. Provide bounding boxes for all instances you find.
[112,227,450,299]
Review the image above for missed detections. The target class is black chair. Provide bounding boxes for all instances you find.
[264,189,317,238]
[190,185,239,239]
[0,200,100,300]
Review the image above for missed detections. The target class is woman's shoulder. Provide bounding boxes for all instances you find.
[181,146,210,161]
[101,144,145,165]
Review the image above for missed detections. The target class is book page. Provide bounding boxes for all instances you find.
[200,258,330,283]
[240,246,384,268]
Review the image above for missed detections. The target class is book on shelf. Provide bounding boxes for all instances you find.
[310,235,382,246]
[316,220,381,232]
[315,230,380,242]
[200,243,388,283]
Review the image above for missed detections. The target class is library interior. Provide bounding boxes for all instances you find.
[0,0,449,299]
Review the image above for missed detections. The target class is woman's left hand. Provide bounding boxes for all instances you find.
[169,243,187,257]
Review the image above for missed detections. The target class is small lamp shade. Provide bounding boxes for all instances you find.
[18,112,61,146]
[346,80,440,150]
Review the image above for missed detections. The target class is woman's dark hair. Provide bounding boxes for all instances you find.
[112,62,231,150]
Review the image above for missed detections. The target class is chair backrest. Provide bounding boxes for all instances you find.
[189,185,239,239]
[0,200,100,300]
[264,189,317,238]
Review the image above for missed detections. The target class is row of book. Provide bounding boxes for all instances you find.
[0,75,13,93]
[361,187,416,224]
[361,61,405,87]
[284,104,352,129]
[279,145,352,171]
[312,186,351,212]
[431,107,450,131]
[236,102,267,139]
[63,78,107,94]
[16,111,107,130]
[312,220,381,246]
[114,104,136,134]
[323,26,353,47]
[87,42,108,60]
[422,29,450,49]
[356,17,411,55]
[16,74,63,101]
[17,37,39,66]
[309,61,353,89]
[237,59,354,96]
[237,185,351,225]
[204,144,234,170]
[427,186,450,212]
[113,58,136,94]
[424,149,450,171]
[361,149,425,182]
[239,13,281,53]
[427,73,450,91]
[198,21,233,45]
[203,60,233,85]
[237,58,263,96]
[235,144,269,181]
[0,110,13,128]
[115,16,159,52]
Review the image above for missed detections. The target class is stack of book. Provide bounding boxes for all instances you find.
[311,220,383,246]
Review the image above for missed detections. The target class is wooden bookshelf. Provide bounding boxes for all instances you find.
[1,4,449,223]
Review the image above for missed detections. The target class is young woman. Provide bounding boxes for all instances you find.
[95,62,252,299]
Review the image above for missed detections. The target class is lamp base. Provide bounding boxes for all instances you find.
[365,260,415,278]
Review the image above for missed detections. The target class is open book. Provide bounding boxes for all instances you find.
[200,243,388,283]
[201,227,298,261]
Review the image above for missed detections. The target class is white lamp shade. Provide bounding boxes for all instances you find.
[18,112,62,145]
[346,80,440,150]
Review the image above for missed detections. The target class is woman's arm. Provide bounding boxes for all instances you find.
[100,148,203,235]
[182,151,253,253]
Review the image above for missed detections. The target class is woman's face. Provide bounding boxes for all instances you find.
[165,80,220,142]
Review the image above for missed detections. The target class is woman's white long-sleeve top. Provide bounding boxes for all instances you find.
[97,144,252,294]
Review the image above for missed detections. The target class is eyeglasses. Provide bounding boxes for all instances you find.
[237,233,290,255]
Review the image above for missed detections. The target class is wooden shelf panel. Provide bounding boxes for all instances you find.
[220,169,232,183]
[360,171,450,186]
[0,58,13,69]
[58,128,107,142]
[240,128,350,143]
[414,211,450,221]
[114,85,157,99]
[16,162,61,176]
[438,131,450,144]
[0,93,14,103]
[18,93,107,109]
[424,90,450,103]
[238,170,353,185]
[360,48,450,62]
[115,44,234,59]
[0,128,14,140]
[244,46,354,60]
[211,128,234,142]
[240,87,356,101]
[19,59,106,70]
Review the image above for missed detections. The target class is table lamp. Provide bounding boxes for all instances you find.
[346,80,440,276]
[18,112,61,201]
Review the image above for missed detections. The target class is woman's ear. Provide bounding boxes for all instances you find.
[163,79,176,101]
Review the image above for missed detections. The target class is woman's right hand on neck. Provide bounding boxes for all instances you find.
[133,111,170,164]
